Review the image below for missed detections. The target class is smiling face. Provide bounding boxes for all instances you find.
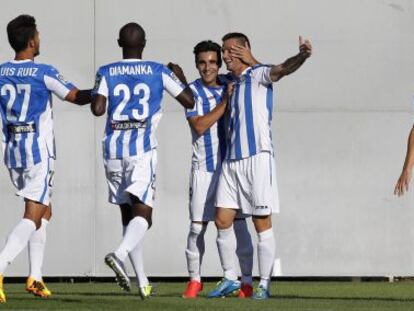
[222,38,249,76]
[196,51,220,87]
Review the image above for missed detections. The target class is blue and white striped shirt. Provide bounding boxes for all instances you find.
[93,59,186,159]
[0,60,75,169]
[186,79,226,172]
[226,65,274,160]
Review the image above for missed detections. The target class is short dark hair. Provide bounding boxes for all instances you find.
[193,40,222,68]
[118,22,146,49]
[222,32,251,48]
[7,15,37,53]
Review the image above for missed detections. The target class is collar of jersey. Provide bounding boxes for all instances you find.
[230,66,252,81]
[120,58,143,62]
[197,79,223,91]
[240,66,252,76]
[10,59,33,64]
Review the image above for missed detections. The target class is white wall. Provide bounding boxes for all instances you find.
[0,0,413,276]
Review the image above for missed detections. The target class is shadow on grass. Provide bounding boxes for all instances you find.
[52,298,83,303]
[56,292,132,297]
[277,294,414,303]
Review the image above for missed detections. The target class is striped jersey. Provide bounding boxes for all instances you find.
[0,60,75,169]
[226,65,274,160]
[92,59,185,159]
[186,79,226,172]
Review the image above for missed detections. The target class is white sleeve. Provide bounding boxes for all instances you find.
[252,65,273,86]
[162,71,186,98]
[185,85,202,118]
[94,75,108,97]
[44,75,73,100]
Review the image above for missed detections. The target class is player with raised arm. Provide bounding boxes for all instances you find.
[183,40,257,299]
[0,15,91,303]
[91,22,194,299]
[208,33,312,300]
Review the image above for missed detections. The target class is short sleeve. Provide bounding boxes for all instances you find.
[161,66,186,98]
[251,65,273,86]
[43,66,75,100]
[92,67,108,97]
[185,85,203,118]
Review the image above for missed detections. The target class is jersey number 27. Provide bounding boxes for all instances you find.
[1,84,31,122]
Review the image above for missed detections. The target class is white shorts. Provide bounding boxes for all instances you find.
[8,157,55,206]
[189,168,220,222]
[215,151,280,216]
[104,149,157,207]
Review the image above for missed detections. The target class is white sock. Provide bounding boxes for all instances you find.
[129,240,148,288]
[0,219,36,274]
[185,223,207,282]
[257,228,276,289]
[234,219,253,285]
[28,218,49,280]
[122,226,149,288]
[216,226,238,281]
[114,216,148,262]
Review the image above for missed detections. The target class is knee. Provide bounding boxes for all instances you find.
[131,200,153,229]
[23,213,42,230]
[252,216,272,233]
[189,222,206,235]
[215,217,232,230]
[135,214,152,229]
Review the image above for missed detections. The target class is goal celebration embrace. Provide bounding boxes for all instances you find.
[0,13,312,303]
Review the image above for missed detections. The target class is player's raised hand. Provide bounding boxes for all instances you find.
[299,35,312,58]
[231,42,259,66]
[167,62,188,85]
[394,169,411,196]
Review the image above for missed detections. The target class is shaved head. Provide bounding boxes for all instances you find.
[118,22,146,49]
[222,32,251,48]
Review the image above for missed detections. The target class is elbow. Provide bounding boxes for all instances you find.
[91,105,105,117]
[183,89,195,109]
[184,98,195,110]
[194,125,206,136]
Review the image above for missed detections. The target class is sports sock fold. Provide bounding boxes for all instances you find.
[185,222,207,282]
[217,226,238,281]
[234,219,253,285]
[257,228,275,289]
[28,218,48,280]
[0,219,36,274]
[114,216,148,262]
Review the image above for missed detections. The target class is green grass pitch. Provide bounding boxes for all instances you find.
[1,281,414,310]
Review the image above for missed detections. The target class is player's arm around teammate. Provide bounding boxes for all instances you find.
[0,15,92,303]
[394,127,414,196]
[91,22,193,299]
[211,33,312,300]
[187,85,232,136]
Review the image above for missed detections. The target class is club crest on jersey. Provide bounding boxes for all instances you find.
[56,73,69,84]
[169,72,182,85]
[93,74,102,91]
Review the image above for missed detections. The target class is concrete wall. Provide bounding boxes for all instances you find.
[0,0,413,276]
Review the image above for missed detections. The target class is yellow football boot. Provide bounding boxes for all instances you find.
[0,275,6,303]
[139,284,153,300]
[26,277,52,298]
